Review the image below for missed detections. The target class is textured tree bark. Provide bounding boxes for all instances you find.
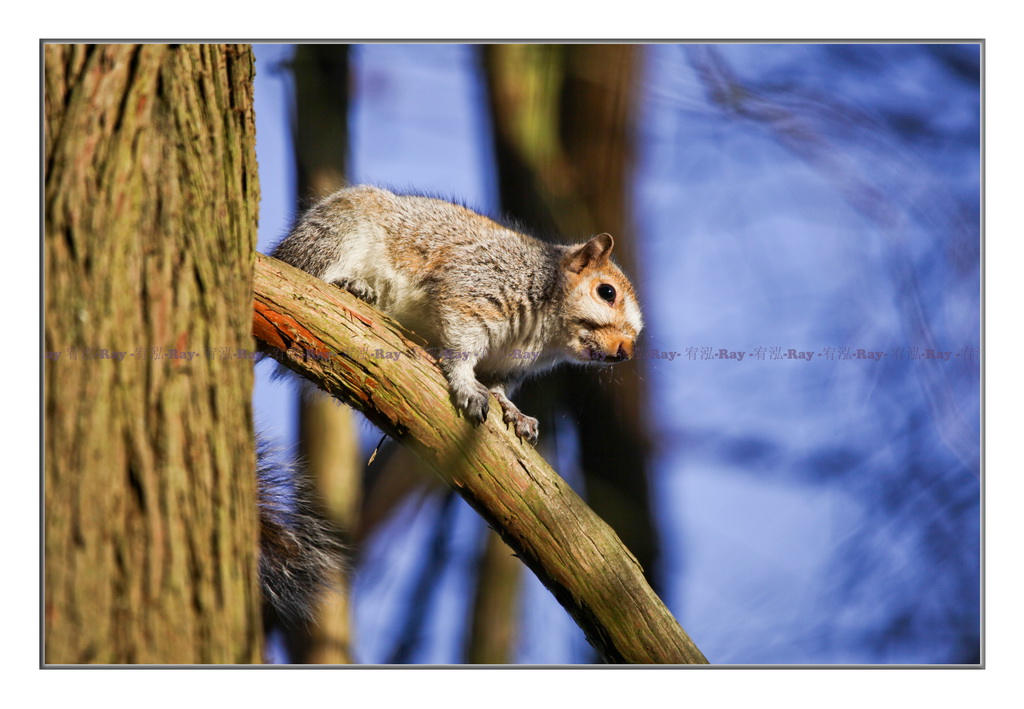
[44,44,261,664]
[253,253,708,664]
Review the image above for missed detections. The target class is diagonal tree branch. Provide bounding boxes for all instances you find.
[252,252,708,664]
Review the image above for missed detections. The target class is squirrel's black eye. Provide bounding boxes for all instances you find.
[597,284,616,303]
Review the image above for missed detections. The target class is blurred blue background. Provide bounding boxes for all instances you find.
[252,43,980,665]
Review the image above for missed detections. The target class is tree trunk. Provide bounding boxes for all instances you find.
[480,44,660,590]
[467,529,522,664]
[269,43,359,665]
[44,43,261,664]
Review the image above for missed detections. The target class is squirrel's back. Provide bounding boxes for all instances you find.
[274,186,567,354]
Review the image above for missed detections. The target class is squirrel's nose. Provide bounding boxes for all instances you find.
[612,341,632,362]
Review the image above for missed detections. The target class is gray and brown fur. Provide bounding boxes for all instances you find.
[274,185,643,443]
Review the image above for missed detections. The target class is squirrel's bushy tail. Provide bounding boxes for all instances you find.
[257,441,345,623]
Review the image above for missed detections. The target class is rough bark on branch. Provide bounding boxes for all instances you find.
[252,253,708,665]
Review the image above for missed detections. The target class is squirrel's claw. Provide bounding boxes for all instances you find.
[452,381,490,425]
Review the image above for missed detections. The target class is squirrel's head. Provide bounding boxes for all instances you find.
[559,233,644,365]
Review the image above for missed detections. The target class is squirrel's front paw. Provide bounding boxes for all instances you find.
[451,381,490,425]
[505,410,539,445]
[332,277,380,305]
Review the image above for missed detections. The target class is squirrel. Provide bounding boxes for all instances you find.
[271,185,644,444]
[256,440,344,624]
[257,185,643,621]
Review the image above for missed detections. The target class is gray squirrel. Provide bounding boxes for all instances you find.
[259,185,643,621]
[272,185,644,443]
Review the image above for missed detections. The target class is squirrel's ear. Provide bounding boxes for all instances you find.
[563,233,614,274]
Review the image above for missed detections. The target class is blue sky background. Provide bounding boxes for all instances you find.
[251,43,980,665]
